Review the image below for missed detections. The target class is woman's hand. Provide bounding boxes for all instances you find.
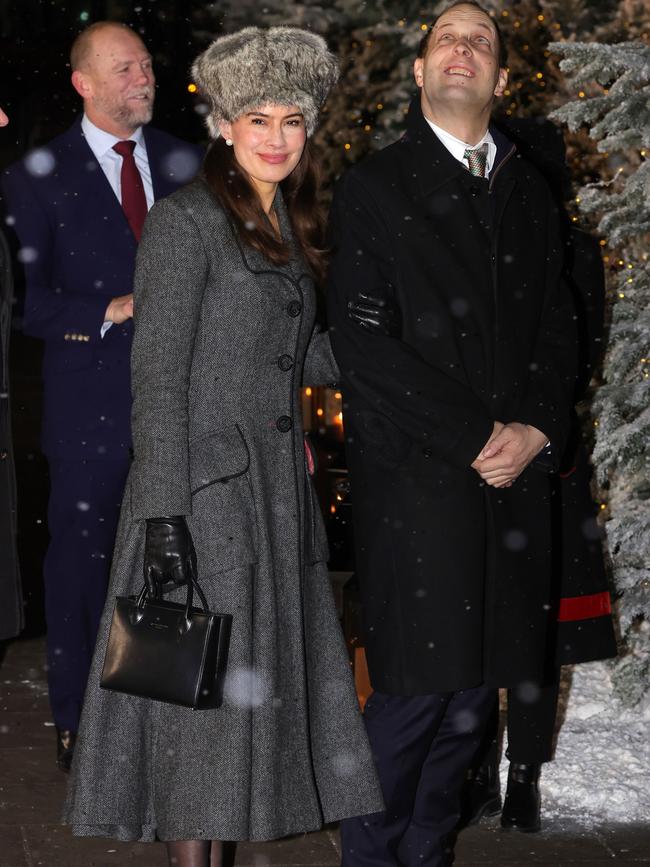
[144,516,195,597]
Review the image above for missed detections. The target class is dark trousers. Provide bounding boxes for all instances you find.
[44,457,130,732]
[340,685,496,867]
[476,675,560,770]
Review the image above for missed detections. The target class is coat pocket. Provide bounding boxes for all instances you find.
[45,343,95,374]
[358,409,412,468]
[187,425,258,573]
[189,424,250,493]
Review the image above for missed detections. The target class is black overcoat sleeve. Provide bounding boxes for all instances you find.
[327,171,494,470]
[511,197,578,458]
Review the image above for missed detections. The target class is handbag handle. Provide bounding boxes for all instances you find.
[134,574,210,634]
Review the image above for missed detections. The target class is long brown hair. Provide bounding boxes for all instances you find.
[203,137,327,285]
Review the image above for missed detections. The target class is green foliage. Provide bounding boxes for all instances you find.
[550,39,650,705]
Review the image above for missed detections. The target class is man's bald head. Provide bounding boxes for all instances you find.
[70,21,142,73]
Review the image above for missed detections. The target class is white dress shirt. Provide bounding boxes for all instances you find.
[424,117,496,177]
[81,115,153,337]
[81,114,154,209]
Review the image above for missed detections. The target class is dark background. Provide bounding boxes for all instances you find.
[1,1,221,636]
[0,0,213,165]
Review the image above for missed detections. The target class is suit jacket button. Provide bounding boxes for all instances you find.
[470,184,481,197]
[276,415,293,432]
[287,301,302,317]
[422,447,433,458]
[277,354,293,371]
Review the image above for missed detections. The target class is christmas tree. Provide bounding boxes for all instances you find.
[550,40,650,706]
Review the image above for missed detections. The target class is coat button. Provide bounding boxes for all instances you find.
[422,447,433,458]
[470,185,481,197]
[276,415,293,432]
[287,300,302,317]
[277,354,293,371]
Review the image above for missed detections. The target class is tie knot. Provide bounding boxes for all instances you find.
[113,140,137,158]
[463,143,488,178]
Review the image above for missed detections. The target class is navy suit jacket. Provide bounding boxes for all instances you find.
[1,118,202,461]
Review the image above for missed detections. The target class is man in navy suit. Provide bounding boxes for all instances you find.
[2,21,201,770]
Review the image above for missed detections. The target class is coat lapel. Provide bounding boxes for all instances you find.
[57,119,137,250]
[399,100,468,203]
[234,188,311,295]
[488,125,517,228]
[144,127,203,201]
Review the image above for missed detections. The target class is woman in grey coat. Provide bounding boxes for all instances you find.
[64,27,383,866]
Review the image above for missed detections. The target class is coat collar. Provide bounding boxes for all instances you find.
[233,186,312,292]
[400,95,516,200]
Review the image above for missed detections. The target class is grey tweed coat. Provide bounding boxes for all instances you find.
[64,178,383,842]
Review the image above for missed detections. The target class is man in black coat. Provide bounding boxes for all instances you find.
[460,119,617,835]
[327,2,577,864]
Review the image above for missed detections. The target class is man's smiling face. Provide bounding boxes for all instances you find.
[414,3,507,122]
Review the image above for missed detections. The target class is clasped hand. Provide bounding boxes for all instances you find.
[471,422,548,489]
[143,516,195,597]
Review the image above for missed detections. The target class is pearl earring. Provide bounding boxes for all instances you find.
[225,138,233,146]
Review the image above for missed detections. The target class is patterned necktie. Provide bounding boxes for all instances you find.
[463,142,489,178]
[112,140,148,241]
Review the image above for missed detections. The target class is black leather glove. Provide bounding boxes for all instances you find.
[144,516,195,597]
[347,292,401,338]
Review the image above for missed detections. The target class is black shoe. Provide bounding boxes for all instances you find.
[459,761,502,828]
[56,728,77,773]
[500,762,541,833]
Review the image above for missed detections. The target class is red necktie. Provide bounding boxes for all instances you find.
[113,140,148,242]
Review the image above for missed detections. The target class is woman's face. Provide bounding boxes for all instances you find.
[220,103,307,191]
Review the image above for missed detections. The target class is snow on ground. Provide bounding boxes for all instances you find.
[502,661,650,825]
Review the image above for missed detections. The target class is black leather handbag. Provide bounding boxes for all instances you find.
[100,577,232,709]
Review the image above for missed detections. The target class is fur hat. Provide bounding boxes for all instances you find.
[192,26,339,138]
